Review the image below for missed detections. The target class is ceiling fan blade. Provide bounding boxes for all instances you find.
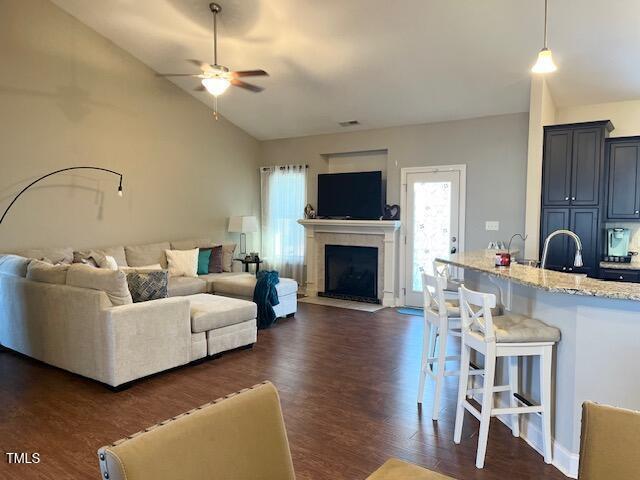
[194,84,205,92]
[156,73,202,77]
[231,79,264,92]
[231,70,269,78]
[187,59,213,72]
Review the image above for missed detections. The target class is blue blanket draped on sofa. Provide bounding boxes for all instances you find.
[253,270,280,329]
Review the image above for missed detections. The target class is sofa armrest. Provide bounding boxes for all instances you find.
[102,297,192,386]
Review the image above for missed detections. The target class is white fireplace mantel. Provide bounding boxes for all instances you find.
[298,219,401,306]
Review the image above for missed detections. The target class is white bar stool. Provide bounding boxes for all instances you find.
[453,285,561,469]
[417,272,483,420]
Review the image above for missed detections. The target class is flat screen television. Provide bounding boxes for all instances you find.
[317,171,383,219]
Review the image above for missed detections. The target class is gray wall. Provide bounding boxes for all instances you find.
[260,113,529,251]
[0,0,260,252]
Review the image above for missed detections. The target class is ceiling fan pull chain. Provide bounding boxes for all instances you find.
[213,95,219,120]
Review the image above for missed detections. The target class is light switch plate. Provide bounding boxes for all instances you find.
[485,221,500,231]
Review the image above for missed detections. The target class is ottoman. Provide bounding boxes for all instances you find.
[207,273,298,318]
[188,294,257,356]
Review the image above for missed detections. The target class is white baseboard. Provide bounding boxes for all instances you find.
[472,393,579,478]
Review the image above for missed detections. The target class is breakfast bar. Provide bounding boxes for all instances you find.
[437,251,640,478]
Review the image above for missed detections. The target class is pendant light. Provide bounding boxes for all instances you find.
[531,0,557,74]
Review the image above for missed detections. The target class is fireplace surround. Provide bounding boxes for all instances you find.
[298,219,401,306]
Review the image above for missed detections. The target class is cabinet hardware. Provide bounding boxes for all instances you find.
[564,197,569,201]
[572,197,576,201]
[620,276,624,280]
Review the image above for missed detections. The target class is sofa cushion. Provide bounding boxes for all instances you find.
[0,254,31,277]
[209,273,298,298]
[199,272,246,293]
[168,277,207,297]
[188,294,257,333]
[97,246,128,267]
[166,249,199,278]
[125,242,171,268]
[126,270,169,303]
[15,247,73,265]
[171,238,214,250]
[67,264,133,306]
[26,259,69,285]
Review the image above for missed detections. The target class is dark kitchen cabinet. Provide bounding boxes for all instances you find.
[540,121,613,277]
[606,137,640,220]
[542,121,612,207]
[568,208,599,276]
[542,129,573,206]
[600,269,640,283]
[540,208,599,275]
[540,208,570,271]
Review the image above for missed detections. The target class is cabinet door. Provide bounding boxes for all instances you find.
[600,269,640,283]
[568,208,599,276]
[540,208,570,271]
[543,130,572,206]
[607,143,640,219]
[571,128,602,206]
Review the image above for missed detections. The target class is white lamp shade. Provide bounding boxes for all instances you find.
[531,48,557,73]
[201,77,231,96]
[228,215,259,233]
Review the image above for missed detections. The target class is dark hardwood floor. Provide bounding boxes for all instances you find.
[0,303,566,480]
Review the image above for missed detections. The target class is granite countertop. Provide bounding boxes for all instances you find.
[599,261,640,271]
[437,251,640,301]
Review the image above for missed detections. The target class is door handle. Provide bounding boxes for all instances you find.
[450,247,457,254]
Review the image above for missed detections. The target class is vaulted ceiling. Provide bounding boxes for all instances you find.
[51,0,640,140]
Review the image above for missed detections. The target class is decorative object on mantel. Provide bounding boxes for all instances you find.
[304,203,316,219]
[228,215,259,256]
[0,166,123,225]
[382,204,400,220]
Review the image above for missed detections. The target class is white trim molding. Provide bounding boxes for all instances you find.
[298,219,401,306]
[399,164,467,306]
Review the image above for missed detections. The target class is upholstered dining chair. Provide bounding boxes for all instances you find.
[98,381,456,480]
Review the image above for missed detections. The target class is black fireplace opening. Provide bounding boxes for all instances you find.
[321,244,379,303]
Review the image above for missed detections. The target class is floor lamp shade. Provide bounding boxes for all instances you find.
[228,216,259,255]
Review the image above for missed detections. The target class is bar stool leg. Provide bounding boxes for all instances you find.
[453,343,470,444]
[417,322,436,404]
[431,318,448,420]
[476,346,496,469]
[540,346,553,464]
[508,356,520,437]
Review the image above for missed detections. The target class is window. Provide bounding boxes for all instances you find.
[260,165,306,282]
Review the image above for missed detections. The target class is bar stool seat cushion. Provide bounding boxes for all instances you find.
[489,314,560,343]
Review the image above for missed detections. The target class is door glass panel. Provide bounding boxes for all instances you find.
[412,181,452,291]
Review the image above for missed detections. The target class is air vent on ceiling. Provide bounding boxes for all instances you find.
[339,120,360,127]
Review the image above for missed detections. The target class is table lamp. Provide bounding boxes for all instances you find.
[228,215,258,255]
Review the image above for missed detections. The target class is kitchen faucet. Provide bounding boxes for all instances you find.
[540,229,583,270]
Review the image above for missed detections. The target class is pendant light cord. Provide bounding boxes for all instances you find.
[543,0,549,49]
[212,9,218,66]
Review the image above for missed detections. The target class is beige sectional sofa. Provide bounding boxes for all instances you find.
[0,238,298,388]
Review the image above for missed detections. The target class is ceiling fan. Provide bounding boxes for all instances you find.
[157,2,268,119]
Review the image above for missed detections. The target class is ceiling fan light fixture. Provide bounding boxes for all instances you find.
[201,77,231,96]
[531,48,557,73]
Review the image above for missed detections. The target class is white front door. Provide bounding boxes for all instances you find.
[403,168,464,307]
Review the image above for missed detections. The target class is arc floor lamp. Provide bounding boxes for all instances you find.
[0,167,124,225]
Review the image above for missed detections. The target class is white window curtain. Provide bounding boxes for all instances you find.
[260,165,307,282]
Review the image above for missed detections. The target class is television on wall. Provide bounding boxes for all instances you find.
[317,171,383,220]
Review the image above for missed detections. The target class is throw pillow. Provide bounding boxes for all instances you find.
[165,249,198,277]
[26,259,69,284]
[103,255,119,270]
[198,248,212,275]
[126,270,168,303]
[119,264,162,273]
[208,245,223,273]
[66,264,133,306]
[222,244,236,272]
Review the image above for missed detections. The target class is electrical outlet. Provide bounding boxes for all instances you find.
[485,221,500,231]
